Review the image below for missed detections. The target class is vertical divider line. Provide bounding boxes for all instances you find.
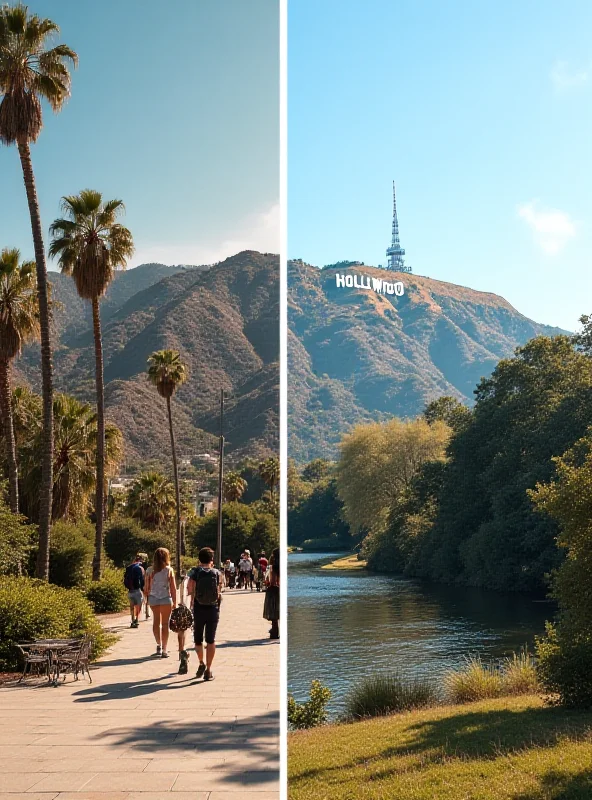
[279,0,288,796]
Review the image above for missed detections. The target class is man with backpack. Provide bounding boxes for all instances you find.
[124,553,146,629]
[186,547,222,681]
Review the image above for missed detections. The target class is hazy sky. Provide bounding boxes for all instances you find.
[2,0,279,270]
[289,0,592,331]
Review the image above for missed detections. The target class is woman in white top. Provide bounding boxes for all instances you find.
[144,547,177,657]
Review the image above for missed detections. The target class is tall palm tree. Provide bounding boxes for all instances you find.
[127,471,176,530]
[19,392,123,523]
[259,457,280,501]
[49,190,133,579]
[0,248,39,512]
[147,350,187,577]
[224,471,247,503]
[0,4,77,578]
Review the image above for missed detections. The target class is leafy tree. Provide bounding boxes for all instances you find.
[0,248,39,512]
[423,396,471,433]
[224,471,247,502]
[127,471,176,531]
[289,477,351,549]
[190,502,278,563]
[426,335,592,591]
[302,458,332,483]
[104,517,172,568]
[336,417,450,536]
[49,190,134,579]
[147,350,188,576]
[529,435,592,706]
[0,3,77,578]
[288,459,312,511]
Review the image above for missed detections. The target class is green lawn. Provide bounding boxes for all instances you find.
[289,695,592,799]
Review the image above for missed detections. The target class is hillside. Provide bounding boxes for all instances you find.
[289,260,567,463]
[15,252,279,464]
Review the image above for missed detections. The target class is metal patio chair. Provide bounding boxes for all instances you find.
[16,643,51,683]
[54,636,93,683]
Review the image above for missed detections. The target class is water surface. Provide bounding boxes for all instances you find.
[288,552,552,715]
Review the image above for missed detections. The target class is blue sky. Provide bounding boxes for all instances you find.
[288,0,592,330]
[2,0,279,270]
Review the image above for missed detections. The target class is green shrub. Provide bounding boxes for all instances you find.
[86,568,128,613]
[501,648,540,695]
[444,656,503,703]
[288,680,332,729]
[536,622,592,708]
[104,517,172,568]
[0,576,112,669]
[47,521,94,588]
[344,673,437,720]
[0,488,33,576]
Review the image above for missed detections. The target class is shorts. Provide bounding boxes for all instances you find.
[128,589,143,606]
[193,603,220,645]
[148,596,173,607]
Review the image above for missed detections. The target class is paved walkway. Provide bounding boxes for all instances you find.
[0,589,279,800]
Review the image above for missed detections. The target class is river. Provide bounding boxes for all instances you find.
[288,552,553,716]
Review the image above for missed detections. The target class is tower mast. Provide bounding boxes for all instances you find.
[386,181,410,272]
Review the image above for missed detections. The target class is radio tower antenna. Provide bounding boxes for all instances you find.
[386,181,411,272]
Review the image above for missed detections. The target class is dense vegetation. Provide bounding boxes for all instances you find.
[288,459,352,550]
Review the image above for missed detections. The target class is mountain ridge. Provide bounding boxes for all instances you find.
[288,260,568,463]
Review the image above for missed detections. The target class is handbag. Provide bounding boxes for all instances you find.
[169,603,194,632]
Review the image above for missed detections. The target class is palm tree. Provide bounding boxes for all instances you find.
[19,392,123,523]
[147,350,187,577]
[0,248,39,512]
[49,190,133,579]
[0,4,77,578]
[224,471,247,502]
[127,471,176,530]
[259,457,279,502]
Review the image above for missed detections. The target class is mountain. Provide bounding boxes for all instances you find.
[289,260,568,463]
[15,252,279,464]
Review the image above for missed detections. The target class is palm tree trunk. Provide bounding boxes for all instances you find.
[17,139,53,580]
[167,396,182,579]
[91,296,105,581]
[0,358,19,514]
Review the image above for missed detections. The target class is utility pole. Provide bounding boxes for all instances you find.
[216,388,225,569]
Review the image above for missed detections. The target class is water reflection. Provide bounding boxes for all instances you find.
[288,552,553,715]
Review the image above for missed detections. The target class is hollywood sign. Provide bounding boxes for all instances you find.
[335,273,405,296]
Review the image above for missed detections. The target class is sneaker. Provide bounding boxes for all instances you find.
[130,619,139,628]
[178,651,189,675]
[204,668,214,681]
[155,645,162,656]
[195,662,206,679]
[161,651,169,658]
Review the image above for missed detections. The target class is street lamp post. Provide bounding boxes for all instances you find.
[216,388,225,569]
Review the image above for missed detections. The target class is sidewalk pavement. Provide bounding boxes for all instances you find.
[0,588,279,800]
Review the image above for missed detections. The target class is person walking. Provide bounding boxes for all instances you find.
[124,553,145,628]
[144,547,177,657]
[264,547,280,639]
[140,553,151,619]
[257,551,268,592]
[187,547,222,681]
[239,551,252,590]
[170,570,193,675]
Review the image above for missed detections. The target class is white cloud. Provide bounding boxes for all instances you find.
[550,59,591,91]
[129,203,279,268]
[517,200,577,255]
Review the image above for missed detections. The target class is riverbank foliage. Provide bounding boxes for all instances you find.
[529,434,592,707]
[339,334,592,594]
[289,680,332,730]
[289,694,592,800]
[345,673,437,720]
[288,459,352,550]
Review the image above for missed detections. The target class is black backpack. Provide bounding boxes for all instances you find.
[124,563,140,590]
[192,567,219,606]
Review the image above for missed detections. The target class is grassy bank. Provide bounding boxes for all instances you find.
[321,554,367,571]
[289,695,592,799]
